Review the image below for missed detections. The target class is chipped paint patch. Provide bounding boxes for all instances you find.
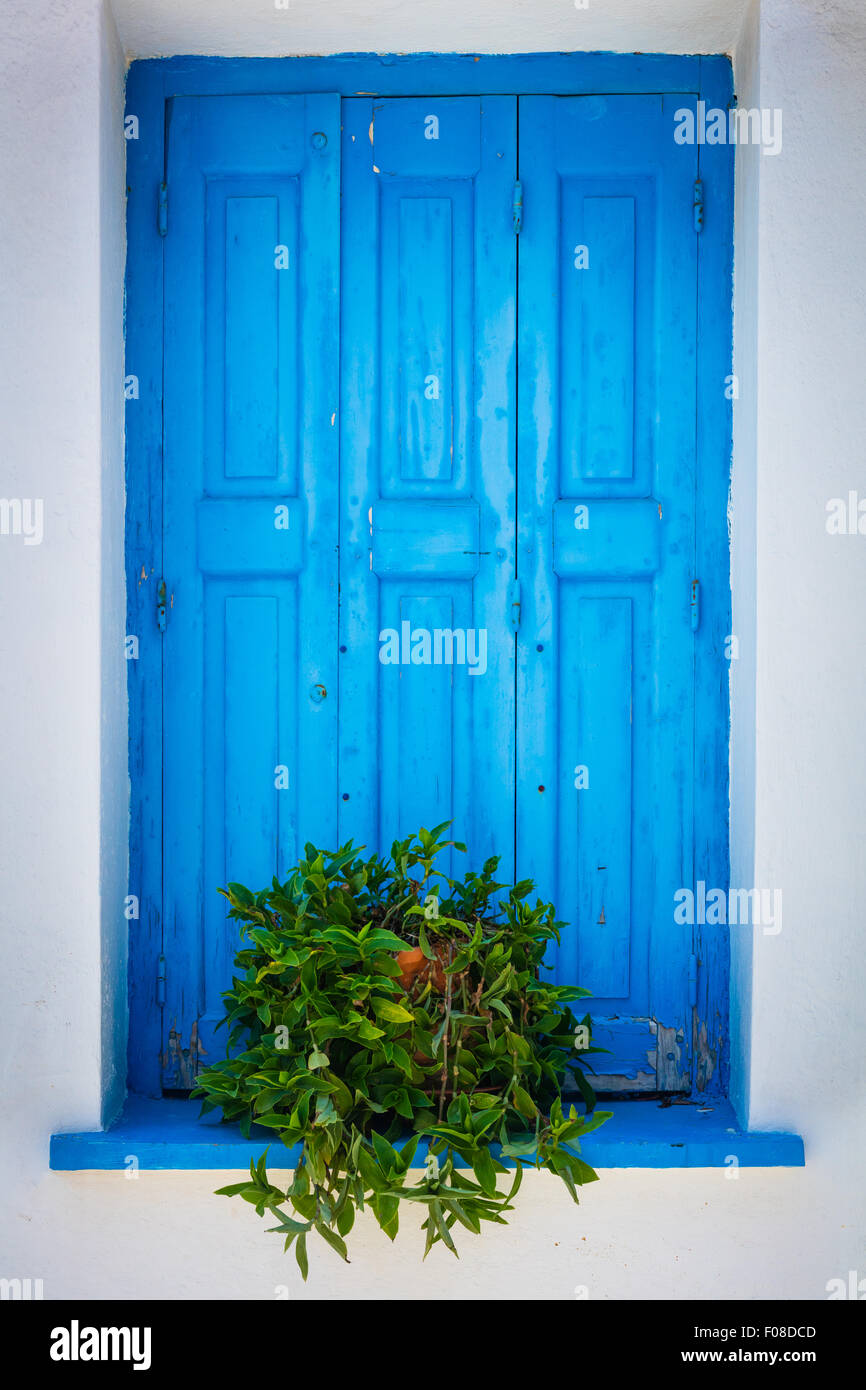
[161,1020,206,1089]
[649,1018,690,1090]
[692,1006,718,1092]
[590,1069,658,1092]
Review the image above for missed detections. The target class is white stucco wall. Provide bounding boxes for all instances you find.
[0,0,127,1178]
[0,0,864,1300]
[110,0,750,62]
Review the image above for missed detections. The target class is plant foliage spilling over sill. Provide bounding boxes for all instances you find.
[193,824,611,1278]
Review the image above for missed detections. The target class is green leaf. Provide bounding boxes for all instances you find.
[574,1108,613,1138]
[307,1050,330,1069]
[315,1221,350,1263]
[371,997,415,1025]
[389,1042,413,1075]
[360,929,409,952]
[508,1162,522,1206]
[226,882,255,907]
[572,1067,598,1112]
[295,1233,309,1281]
[265,1210,311,1236]
[370,1130,399,1175]
[373,1192,400,1240]
[472,1146,498,1197]
[512,1085,538,1120]
[395,1133,421,1174]
[430,1200,459,1256]
[444,1197,481,1234]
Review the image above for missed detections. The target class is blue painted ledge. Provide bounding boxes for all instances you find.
[50,1097,804,1171]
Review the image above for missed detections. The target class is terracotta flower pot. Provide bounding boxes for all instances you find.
[430,942,451,993]
[395,947,426,991]
[396,942,455,994]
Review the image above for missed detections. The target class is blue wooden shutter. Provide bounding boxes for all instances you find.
[154,87,708,1095]
[160,94,340,1085]
[516,96,700,1090]
[338,98,517,877]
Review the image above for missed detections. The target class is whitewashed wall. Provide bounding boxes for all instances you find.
[0,0,128,1202]
[0,0,864,1300]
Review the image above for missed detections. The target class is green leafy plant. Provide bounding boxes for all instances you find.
[193,823,611,1278]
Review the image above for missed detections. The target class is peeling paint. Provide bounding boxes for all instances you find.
[650,1018,690,1091]
[590,1068,658,1092]
[161,1020,206,1089]
[692,1006,718,1093]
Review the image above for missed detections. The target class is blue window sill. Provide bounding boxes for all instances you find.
[50,1096,804,1171]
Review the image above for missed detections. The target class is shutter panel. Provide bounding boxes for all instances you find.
[161,95,340,1086]
[338,98,517,878]
[516,96,699,1090]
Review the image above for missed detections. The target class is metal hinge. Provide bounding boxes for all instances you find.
[512,180,523,234]
[157,954,166,1006]
[693,179,704,233]
[508,578,521,632]
[158,182,168,237]
[690,579,700,632]
[157,579,168,631]
[688,952,698,1009]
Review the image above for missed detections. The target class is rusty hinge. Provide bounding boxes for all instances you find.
[693,179,704,233]
[508,577,521,632]
[690,578,701,632]
[157,579,168,631]
[157,182,168,237]
[512,180,523,234]
[157,953,166,1006]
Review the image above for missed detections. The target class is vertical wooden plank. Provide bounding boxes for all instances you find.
[517,95,560,912]
[125,62,166,1097]
[692,61,734,1096]
[162,94,207,1086]
[645,97,698,1082]
[296,92,341,851]
[338,98,379,854]
[472,97,518,878]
